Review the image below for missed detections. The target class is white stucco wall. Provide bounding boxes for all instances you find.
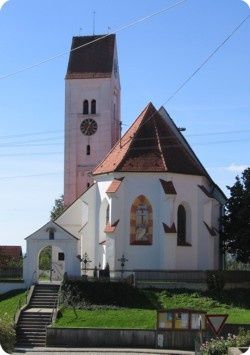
[88,172,221,271]
[23,221,80,285]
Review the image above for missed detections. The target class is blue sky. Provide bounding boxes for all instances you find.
[0,0,249,252]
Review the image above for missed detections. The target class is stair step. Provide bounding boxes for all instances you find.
[16,342,45,347]
[18,322,50,326]
[16,283,59,348]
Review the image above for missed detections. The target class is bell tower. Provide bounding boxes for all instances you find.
[64,34,121,207]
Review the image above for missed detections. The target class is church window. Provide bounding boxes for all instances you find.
[130,195,153,245]
[106,204,110,225]
[49,229,54,240]
[177,205,187,245]
[83,100,89,114]
[91,99,96,114]
[86,145,90,155]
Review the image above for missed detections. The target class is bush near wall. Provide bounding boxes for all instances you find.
[200,329,250,355]
[0,314,16,353]
[61,280,156,309]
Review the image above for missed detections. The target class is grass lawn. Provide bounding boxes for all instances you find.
[0,289,26,322]
[56,308,156,329]
[54,285,250,328]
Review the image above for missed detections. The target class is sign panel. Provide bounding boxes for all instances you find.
[205,314,228,336]
[157,309,206,330]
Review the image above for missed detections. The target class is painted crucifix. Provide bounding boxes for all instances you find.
[135,204,149,241]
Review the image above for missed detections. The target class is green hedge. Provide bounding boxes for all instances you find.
[0,315,16,353]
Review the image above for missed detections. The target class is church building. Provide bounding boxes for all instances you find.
[23,34,226,284]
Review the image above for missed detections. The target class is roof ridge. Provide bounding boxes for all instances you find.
[153,117,167,171]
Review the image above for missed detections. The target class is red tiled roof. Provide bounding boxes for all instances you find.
[160,179,177,195]
[93,103,209,177]
[0,246,22,257]
[66,35,115,79]
[162,223,177,233]
[106,178,124,194]
[104,219,120,233]
[203,222,217,236]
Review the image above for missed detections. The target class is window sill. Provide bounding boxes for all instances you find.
[177,243,192,247]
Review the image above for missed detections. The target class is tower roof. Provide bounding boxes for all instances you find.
[66,34,115,79]
[92,102,210,178]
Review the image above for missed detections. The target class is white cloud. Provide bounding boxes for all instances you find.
[226,163,248,173]
[241,0,250,8]
[0,0,9,11]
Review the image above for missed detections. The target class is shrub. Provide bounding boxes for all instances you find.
[0,314,16,353]
[200,329,250,355]
[207,271,225,297]
[60,280,155,309]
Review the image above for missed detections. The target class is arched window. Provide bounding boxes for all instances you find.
[83,100,89,114]
[106,204,110,225]
[130,195,153,245]
[177,205,186,245]
[86,145,90,155]
[48,228,54,240]
[91,99,96,114]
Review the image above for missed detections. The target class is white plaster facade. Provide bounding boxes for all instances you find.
[23,221,80,286]
[56,171,225,273]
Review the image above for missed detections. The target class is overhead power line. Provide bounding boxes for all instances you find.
[0,0,187,80]
[0,172,63,180]
[164,13,250,104]
[127,13,250,136]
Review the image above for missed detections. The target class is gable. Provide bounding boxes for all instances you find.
[93,102,210,177]
[26,220,79,241]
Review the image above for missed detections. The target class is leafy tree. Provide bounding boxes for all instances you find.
[50,194,64,220]
[222,168,250,263]
[39,246,52,270]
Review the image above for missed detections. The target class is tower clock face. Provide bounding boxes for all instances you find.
[80,118,98,136]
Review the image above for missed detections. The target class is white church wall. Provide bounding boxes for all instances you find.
[110,173,167,270]
[171,173,201,270]
[197,178,217,270]
[56,198,83,238]
[89,171,222,272]
[80,184,99,271]
[24,222,80,285]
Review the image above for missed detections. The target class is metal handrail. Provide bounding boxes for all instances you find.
[26,270,37,304]
[51,282,62,324]
[13,270,37,324]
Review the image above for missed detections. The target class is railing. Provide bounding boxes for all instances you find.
[13,270,37,324]
[134,270,207,283]
[51,281,63,324]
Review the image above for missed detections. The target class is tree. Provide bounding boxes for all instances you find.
[39,246,52,270]
[50,194,64,220]
[222,168,250,263]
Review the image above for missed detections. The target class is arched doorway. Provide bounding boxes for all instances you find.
[23,220,80,286]
[38,245,65,282]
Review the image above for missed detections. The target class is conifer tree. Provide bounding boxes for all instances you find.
[222,168,250,263]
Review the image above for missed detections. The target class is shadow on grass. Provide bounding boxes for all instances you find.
[61,281,161,309]
[0,289,26,302]
[204,288,250,309]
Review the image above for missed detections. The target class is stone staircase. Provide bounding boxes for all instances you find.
[15,284,60,348]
